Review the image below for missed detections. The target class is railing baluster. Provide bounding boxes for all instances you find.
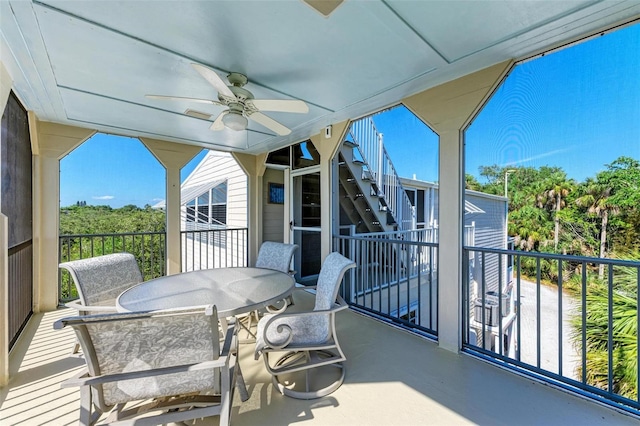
[498,253,503,357]
[516,254,521,362]
[481,251,486,350]
[536,257,541,369]
[608,265,614,395]
[581,261,587,385]
[558,258,563,377]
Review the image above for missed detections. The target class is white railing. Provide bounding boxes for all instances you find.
[334,233,438,336]
[348,117,415,231]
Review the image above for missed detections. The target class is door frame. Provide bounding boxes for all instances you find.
[289,165,322,284]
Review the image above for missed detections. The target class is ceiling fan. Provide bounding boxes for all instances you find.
[146,64,309,136]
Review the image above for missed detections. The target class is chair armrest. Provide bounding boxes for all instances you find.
[64,300,118,314]
[61,358,231,388]
[259,299,348,350]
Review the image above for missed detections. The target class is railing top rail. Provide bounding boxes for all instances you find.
[353,228,435,237]
[60,231,166,238]
[335,234,438,248]
[180,227,248,232]
[464,245,640,267]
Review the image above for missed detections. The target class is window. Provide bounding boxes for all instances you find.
[185,181,227,226]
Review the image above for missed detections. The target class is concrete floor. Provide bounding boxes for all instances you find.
[1,291,638,426]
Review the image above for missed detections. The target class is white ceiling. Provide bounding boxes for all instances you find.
[2,1,639,154]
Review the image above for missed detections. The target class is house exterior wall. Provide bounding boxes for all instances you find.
[179,151,248,271]
[262,168,285,243]
[465,190,508,291]
[180,150,247,229]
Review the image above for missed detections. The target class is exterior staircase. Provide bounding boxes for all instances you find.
[338,116,415,234]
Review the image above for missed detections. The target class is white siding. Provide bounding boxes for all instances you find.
[180,151,248,271]
[181,151,247,229]
[401,178,508,295]
[262,168,285,243]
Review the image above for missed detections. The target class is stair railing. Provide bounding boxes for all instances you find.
[348,117,415,231]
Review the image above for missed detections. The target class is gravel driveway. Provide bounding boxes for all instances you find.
[517,278,580,380]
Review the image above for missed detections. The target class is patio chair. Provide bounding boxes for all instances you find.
[237,242,298,342]
[60,253,144,353]
[254,252,355,399]
[60,252,143,314]
[54,305,238,426]
[256,241,299,313]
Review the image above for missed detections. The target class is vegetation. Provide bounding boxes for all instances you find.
[468,156,640,402]
[470,156,640,268]
[60,204,166,235]
[59,204,166,300]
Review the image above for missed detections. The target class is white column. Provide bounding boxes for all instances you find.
[403,60,513,353]
[437,130,464,351]
[139,138,201,275]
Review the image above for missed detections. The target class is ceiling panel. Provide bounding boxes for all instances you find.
[390,1,596,62]
[2,0,638,154]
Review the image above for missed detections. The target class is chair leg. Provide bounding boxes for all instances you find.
[79,385,104,426]
[235,358,249,402]
[268,350,346,400]
[236,311,258,343]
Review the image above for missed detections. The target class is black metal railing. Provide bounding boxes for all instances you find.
[59,228,250,303]
[334,234,438,338]
[59,232,166,303]
[180,227,248,272]
[463,246,640,415]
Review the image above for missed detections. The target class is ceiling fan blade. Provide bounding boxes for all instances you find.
[249,99,309,114]
[191,64,236,100]
[146,94,224,106]
[247,111,291,136]
[210,111,227,131]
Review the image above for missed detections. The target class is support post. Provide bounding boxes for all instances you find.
[403,60,512,353]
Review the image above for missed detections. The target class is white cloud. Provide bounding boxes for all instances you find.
[92,195,115,200]
[503,147,574,167]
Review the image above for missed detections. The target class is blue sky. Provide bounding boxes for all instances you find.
[60,22,639,207]
[60,135,206,208]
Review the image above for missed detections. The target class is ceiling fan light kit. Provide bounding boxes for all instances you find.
[146,64,309,135]
[222,111,248,131]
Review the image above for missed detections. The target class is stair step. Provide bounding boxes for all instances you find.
[352,160,365,166]
[343,140,358,148]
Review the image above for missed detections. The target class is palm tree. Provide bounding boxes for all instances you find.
[537,172,574,251]
[575,179,619,279]
[572,286,637,400]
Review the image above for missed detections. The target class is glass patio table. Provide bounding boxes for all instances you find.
[116,267,295,316]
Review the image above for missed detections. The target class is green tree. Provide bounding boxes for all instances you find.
[536,171,575,251]
[573,157,640,279]
[465,174,481,191]
[575,178,618,279]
